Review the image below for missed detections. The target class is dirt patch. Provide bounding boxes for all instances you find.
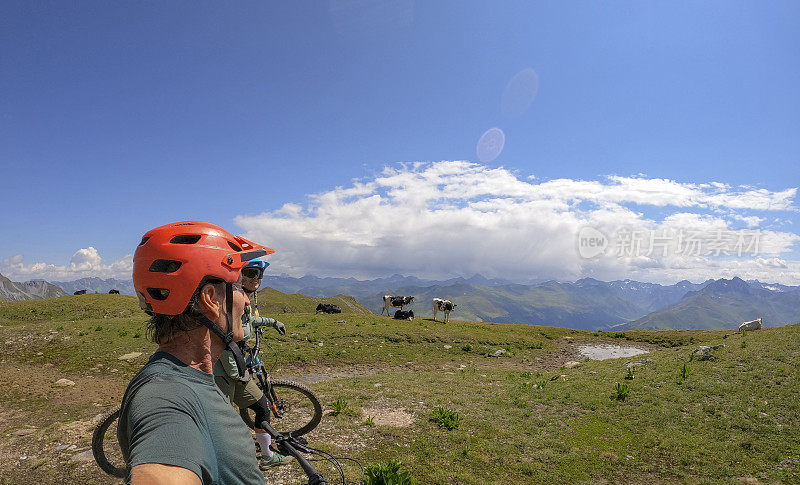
[362,399,415,427]
[0,359,128,485]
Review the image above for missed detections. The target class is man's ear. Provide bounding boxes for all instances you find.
[196,283,222,319]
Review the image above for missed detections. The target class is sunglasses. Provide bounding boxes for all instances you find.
[242,268,264,279]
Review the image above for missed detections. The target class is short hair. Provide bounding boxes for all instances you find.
[146,278,225,344]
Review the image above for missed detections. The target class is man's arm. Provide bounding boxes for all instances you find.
[131,463,201,485]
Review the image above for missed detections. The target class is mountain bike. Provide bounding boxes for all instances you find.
[92,324,323,478]
[238,323,323,435]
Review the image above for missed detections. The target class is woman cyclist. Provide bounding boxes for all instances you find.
[213,258,292,468]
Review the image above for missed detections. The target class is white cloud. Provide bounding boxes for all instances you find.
[235,161,800,285]
[1,248,133,282]
[731,214,764,228]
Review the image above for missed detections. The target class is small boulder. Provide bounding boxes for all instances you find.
[625,359,651,368]
[488,349,510,358]
[563,361,581,369]
[70,449,95,463]
[118,352,143,361]
[12,428,36,436]
[692,344,725,361]
[54,378,75,387]
[443,345,452,349]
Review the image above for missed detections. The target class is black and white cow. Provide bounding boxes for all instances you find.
[381,295,414,315]
[108,289,120,294]
[315,303,342,314]
[432,298,456,323]
[393,309,414,321]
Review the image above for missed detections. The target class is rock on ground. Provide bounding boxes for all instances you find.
[69,449,95,463]
[118,352,143,361]
[54,378,75,387]
[692,345,725,361]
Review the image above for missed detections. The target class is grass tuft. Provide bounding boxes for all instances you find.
[612,382,630,401]
[331,398,356,416]
[431,406,461,430]
[363,460,413,485]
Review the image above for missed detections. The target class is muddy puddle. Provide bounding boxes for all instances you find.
[578,344,649,360]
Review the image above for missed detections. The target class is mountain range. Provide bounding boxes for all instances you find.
[0,274,67,300]
[2,272,798,331]
[50,277,135,296]
[617,277,800,330]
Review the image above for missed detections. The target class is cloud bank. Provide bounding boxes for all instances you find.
[235,161,800,284]
[2,247,133,282]
[4,161,797,286]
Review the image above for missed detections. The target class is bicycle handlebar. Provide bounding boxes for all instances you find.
[259,420,328,485]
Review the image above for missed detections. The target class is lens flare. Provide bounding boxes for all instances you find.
[476,128,505,163]
[501,68,539,119]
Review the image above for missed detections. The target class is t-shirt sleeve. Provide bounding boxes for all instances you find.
[123,378,210,482]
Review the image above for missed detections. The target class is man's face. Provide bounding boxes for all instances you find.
[226,277,249,341]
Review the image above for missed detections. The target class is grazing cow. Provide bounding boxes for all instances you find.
[739,317,762,332]
[73,290,87,295]
[315,303,342,314]
[381,295,414,315]
[432,298,457,323]
[108,289,120,294]
[393,309,414,321]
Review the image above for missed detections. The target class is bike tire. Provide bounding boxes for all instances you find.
[91,406,127,478]
[239,378,323,436]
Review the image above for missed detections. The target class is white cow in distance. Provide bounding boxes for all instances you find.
[739,317,762,332]
[382,295,414,315]
[433,298,456,323]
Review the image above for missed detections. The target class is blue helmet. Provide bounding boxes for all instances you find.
[245,259,270,270]
[242,258,269,279]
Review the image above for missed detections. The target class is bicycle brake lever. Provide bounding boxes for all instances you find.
[276,434,311,453]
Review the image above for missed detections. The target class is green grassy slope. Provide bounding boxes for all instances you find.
[254,286,373,315]
[1,294,798,484]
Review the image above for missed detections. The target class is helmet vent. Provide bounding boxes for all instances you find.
[170,235,202,245]
[138,236,150,246]
[149,259,182,273]
[146,288,170,301]
[228,241,242,252]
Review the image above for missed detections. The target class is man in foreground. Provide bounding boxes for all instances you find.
[213,258,293,468]
[119,221,273,484]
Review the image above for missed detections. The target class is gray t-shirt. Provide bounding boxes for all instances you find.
[118,351,264,485]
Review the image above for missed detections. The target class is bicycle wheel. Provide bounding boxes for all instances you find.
[91,406,126,478]
[240,378,323,436]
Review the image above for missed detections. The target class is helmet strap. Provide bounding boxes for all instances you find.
[189,282,246,378]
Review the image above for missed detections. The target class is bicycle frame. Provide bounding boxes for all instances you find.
[247,325,329,484]
[246,326,282,418]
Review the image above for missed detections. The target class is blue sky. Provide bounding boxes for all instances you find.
[1,1,798,284]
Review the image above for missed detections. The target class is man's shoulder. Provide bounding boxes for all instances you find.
[124,354,208,412]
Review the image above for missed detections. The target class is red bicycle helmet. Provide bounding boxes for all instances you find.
[133,221,274,316]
